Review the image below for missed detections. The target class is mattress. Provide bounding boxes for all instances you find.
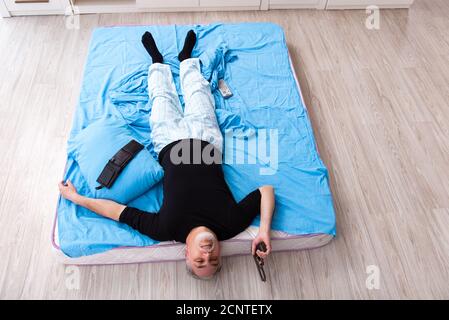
[52,23,336,265]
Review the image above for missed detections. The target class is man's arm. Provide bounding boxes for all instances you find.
[259,185,275,234]
[252,185,275,259]
[58,180,125,221]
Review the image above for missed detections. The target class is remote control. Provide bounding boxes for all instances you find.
[218,79,233,99]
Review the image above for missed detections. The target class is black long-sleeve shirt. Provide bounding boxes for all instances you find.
[119,139,261,243]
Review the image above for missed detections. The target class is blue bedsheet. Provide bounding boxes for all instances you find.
[57,23,336,258]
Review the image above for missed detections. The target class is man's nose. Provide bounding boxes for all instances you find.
[202,250,211,257]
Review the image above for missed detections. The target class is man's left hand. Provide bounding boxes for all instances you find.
[251,231,272,259]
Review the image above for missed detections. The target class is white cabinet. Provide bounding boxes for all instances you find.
[200,0,261,8]
[3,0,69,15]
[74,0,261,14]
[136,0,199,8]
[136,0,261,9]
[269,0,326,9]
[0,0,416,17]
[326,0,414,9]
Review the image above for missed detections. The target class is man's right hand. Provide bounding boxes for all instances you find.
[256,185,275,259]
[58,180,79,203]
[58,180,124,221]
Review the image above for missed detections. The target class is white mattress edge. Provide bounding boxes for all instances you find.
[52,232,333,265]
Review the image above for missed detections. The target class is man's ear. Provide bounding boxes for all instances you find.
[185,244,189,258]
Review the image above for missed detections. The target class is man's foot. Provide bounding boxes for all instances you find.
[178,30,197,62]
[142,31,163,64]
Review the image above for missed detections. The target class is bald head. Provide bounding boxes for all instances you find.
[185,226,222,279]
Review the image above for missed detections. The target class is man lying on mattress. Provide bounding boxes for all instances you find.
[58,30,275,280]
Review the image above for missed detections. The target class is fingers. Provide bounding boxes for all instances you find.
[265,242,272,256]
[256,250,268,259]
[251,241,256,256]
[59,180,73,188]
[266,246,272,256]
[58,180,73,198]
[255,241,271,258]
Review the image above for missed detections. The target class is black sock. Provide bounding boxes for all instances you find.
[178,30,197,62]
[141,31,163,64]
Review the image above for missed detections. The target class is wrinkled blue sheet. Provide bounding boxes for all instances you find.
[57,23,336,258]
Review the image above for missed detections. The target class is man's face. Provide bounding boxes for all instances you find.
[186,230,221,278]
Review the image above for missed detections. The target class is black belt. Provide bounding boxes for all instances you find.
[95,139,144,190]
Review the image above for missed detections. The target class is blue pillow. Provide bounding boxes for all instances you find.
[68,116,163,204]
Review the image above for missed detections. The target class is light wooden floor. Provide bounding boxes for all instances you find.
[0,0,448,299]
